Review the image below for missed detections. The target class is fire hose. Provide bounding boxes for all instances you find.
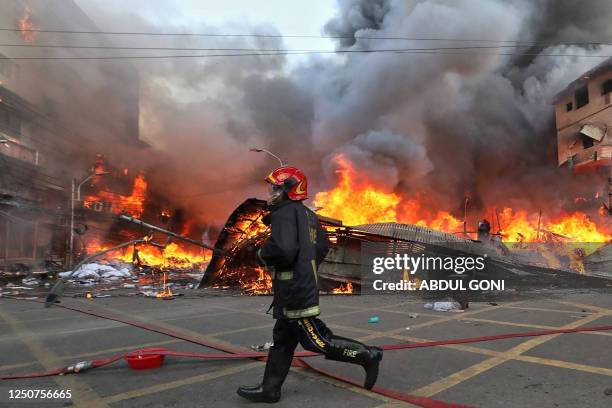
[3,298,612,408]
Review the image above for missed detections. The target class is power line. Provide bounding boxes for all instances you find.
[0,43,530,51]
[2,49,611,61]
[1,27,611,46]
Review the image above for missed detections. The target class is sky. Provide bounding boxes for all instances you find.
[76,0,338,53]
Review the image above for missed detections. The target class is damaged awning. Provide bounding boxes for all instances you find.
[580,124,606,142]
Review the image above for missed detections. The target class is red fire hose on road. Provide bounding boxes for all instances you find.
[2,298,612,408]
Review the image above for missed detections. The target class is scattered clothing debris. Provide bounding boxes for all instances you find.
[424,301,464,313]
[22,277,40,286]
[59,263,133,280]
[250,342,273,352]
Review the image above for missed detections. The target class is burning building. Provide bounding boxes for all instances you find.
[0,0,142,274]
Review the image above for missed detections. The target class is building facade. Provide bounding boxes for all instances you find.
[554,58,612,170]
[0,0,142,272]
[554,58,612,212]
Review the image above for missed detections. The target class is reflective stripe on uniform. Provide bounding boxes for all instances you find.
[283,305,320,319]
[300,318,327,351]
[310,260,318,284]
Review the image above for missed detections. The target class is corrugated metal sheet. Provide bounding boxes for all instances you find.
[351,222,492,257]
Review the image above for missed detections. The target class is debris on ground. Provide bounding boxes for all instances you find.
[368,315,380,323]
[424,300,464,312]
[250,342,273,352]
[59,263,133,280]
[22,277,40,286]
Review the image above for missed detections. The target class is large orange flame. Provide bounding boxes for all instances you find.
[83,172,147,218]
[86,240,211,268]
[314,155,401,225]
[314,155,611,244]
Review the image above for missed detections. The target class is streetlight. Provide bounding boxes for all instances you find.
[249,148,285,167]
[76,171,111,201]
[68,170,111,267]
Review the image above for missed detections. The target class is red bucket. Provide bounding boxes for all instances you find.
[125,348,167,370]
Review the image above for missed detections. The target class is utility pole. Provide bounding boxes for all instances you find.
[67,178,75,268]
[536,209,542,242]
[463,195,470,237]
[67,171,111,268]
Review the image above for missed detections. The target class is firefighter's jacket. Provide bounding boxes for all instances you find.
[257,200,330,319]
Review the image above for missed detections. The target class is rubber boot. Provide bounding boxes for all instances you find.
[325,336,383,390]
[237,349,293,403]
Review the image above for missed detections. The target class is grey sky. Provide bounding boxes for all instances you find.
[76,0,337,52]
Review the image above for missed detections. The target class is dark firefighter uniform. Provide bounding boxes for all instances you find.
[237,166,383,404]
[257,199,328,320]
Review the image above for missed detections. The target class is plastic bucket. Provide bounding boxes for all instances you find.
[125,348,167,370]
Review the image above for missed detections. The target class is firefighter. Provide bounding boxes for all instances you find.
[237,166,383,403]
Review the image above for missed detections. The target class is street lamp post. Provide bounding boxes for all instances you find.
[249,148,285,167]
[68,171,111,268]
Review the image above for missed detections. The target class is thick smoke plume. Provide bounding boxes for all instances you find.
[3,0,612,227]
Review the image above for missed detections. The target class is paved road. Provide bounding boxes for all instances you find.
[1,289,611,407]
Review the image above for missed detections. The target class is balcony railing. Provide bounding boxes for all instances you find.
[568,144,612,168]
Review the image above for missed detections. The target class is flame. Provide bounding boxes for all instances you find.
[86,240,211,268]
[497,208,610,244]
[213,211,272,294]
[83,172,147,217]
[314,155,400,225]
[156,273,174,298]
[241,266,272,294]
[331,282,353,294]
[18,5,37,43]
[313,154,611,275]
[315,154,611,243]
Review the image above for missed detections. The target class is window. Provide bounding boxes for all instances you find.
[566,102,573,112]
[603,79,612,95]
[603,79,612,104]
[575,85,589,109]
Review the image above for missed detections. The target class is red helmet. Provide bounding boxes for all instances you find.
[264,166,308,201]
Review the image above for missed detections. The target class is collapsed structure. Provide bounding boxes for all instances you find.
[200,199,611,294]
